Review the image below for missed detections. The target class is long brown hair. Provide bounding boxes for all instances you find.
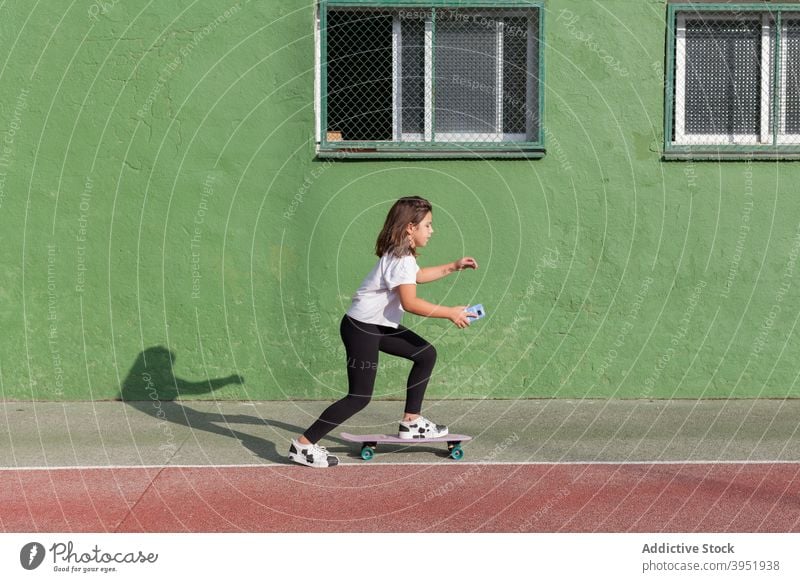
[375,196,432,258]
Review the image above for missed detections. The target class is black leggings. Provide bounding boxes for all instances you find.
[303,314,437,444]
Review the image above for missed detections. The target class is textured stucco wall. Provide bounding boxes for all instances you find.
[1,0,799,401]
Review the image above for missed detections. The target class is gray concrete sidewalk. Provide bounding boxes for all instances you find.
[1,399,798,467]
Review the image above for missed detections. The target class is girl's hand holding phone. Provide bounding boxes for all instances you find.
[449,305,477,329]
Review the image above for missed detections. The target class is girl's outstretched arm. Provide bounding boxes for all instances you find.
[416,256,478,284]
[397,284,475,328]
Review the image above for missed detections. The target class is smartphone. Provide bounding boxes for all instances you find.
[466,304,486,323]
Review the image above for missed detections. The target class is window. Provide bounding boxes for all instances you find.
[666,4,800,157]
[316,0,543,158]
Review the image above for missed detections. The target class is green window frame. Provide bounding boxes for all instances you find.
[316,0,545,159]
[665,2,800,159]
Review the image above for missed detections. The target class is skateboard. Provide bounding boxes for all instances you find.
[341,432,473,461]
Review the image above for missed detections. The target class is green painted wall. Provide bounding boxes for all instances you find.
[2,0,799,401]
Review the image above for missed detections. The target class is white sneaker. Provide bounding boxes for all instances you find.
[398,416,448,439]
[288,439,339,468]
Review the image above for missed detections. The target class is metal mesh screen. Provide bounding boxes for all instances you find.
[504,15,533,135]
[401,15,426,135]
[435,14,499,137]
[782,19,800,136]
[668,10,800,149]
[683,18,761,136]
[323,6,539,146]
[326,10,394,141]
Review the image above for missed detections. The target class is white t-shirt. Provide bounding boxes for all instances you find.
[346,253,420,328]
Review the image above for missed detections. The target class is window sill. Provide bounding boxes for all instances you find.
[316,144,546,159]
[663,146,800,161]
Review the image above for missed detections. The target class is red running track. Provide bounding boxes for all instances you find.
[1,463,798,532]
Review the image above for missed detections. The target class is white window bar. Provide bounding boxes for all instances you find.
[315,6,322,143]
[424,16,433,142]
[761,12,772,144]
[392,16,402,141]
[497,19,504,137]
[674,14,687,143]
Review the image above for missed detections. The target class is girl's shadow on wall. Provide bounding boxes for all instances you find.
[118,346,324,464]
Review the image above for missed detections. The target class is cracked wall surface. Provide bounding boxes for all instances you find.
[1,1,799,400]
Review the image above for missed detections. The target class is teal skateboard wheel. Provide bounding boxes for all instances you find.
[449,444,464,460]
[360,445,375,461]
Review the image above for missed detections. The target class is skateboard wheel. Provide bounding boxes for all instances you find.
[449,445,464,460]
[360,446,375,461]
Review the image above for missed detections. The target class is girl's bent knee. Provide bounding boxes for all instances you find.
[418,344,437,367]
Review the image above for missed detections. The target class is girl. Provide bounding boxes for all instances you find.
[289,196,479,468]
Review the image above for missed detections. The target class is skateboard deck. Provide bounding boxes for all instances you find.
[341,432,472,460]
